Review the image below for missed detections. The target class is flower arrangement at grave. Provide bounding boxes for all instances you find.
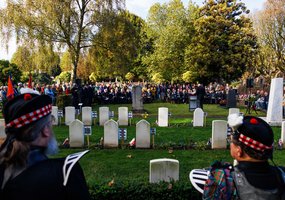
[141,112,149,119]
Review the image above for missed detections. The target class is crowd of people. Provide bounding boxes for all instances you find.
[0,81,237,106]
[0,81,273,112]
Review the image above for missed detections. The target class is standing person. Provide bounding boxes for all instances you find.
[190,114,285,199]
[0,91,91,200]
[196,83,206,109]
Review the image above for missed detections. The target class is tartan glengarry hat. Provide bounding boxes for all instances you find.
[228,114,274,151]
[3,93,52,133]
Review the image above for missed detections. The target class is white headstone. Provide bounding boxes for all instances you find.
[65,106,75,125]
[158,107,168,127]
[0,119,5,139]
[69,119,84,147]
[193,108,204,127]
[266,78,283,126]
[149,158,179,183]
[99,107,110,126]
[51,106,59,125]
[228,108,240,116]
[212,120,227,149]
[281,121,285,148]
[118,107,128,126]
[104,119,118,148]
[82,107,92,126]
[136,120,150,148]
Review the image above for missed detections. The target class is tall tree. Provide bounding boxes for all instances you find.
[86,12,141,78]
[33,45,60,74]
[143,0,197,83]
[86,11,143,80]
[0,60,22,85]
[0,0,125,82]
[11,46,33,72]
[11,44,60,75]
[252,0,285,77]
[185,0,257,84]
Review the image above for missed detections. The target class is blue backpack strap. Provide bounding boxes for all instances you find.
[62,150,89,186]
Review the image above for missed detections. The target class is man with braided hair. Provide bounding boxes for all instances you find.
[190,114,285,199]
[0,91,91,200]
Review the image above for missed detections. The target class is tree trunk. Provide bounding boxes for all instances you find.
[71,60,78,83]
[70,51,79,83]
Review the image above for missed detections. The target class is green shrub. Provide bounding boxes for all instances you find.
[89,181,201,200]
[56,94,72,109]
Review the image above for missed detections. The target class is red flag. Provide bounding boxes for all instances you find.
[28,74,32,88]
[7,75,15,100]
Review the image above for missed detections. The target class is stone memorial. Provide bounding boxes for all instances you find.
[118,107,128,126]
[51,106,58,125]
[104,119,118,148]
[65,106,75,125]
[158,107,168,127]
[193,108,204,127]
[189,95,198,111]
[99,107,110,126]
[82,107,92,126]
[132,85,143,112]
[228,108,240,116]
[212,120,227,149]
[0,119,5,139]
[226,89,237,108]
[149,158,179,183]
[136,120,150,148]
[69,119,84,147]
[266,78,283,126]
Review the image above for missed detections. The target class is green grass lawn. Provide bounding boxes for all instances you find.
[49,103,285,187]
[1,102,284,187]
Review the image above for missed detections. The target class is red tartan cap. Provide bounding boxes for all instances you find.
[237,116,274,151]
[3,93,52,133]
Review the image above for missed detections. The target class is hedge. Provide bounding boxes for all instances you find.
[89,181,201,200]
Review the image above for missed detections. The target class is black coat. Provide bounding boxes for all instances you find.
[0,158,91,200]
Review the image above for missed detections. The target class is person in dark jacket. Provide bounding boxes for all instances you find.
[0,90,91,200]
[196,83,206,109]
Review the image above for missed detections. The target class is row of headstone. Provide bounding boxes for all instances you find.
[51,106,130,126]
[192,107,241,128]
[103,119,151,148]
[53,105,170,127]
[66,117,229,149]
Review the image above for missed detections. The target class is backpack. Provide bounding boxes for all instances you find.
[203,161,237,200]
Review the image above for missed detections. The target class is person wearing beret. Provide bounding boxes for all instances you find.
[190,114,285,199]
[0,90,91,200]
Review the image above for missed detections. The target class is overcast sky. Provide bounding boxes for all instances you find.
[0,0,266,60]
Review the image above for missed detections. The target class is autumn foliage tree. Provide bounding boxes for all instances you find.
[0,0,125,82]
[252,0,285,78]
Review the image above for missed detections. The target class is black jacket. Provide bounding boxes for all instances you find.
[0,156,91,200]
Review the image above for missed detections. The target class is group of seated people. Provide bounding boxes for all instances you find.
[94,88,132,105]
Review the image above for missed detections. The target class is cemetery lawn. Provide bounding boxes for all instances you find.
[50,103,285,186]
